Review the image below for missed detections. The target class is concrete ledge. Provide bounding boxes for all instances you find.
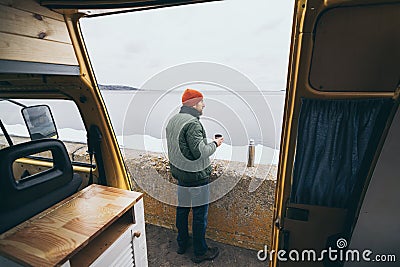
[0,137,277,250]
[126,153,276,250]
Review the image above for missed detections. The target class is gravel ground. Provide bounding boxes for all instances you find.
[145,224,268,267]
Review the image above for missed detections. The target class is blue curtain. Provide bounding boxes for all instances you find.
[291,98,393,208]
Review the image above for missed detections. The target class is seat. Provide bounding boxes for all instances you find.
[0,139,82,234]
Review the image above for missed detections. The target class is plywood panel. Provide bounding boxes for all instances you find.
[0,0,64,21]
[0,4,71,43]
[0,32,78,65]
[0,184,143,267]
[69,212,133,266]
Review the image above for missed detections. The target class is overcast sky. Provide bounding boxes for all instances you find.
[80,0,295,91]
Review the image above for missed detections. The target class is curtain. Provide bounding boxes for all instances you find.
[290,98,393,208]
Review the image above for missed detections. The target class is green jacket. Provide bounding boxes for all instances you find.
[166,106,217,186]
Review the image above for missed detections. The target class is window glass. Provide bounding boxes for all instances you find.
[0,99,88,163]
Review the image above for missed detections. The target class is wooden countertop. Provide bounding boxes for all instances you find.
[0,184,143,267]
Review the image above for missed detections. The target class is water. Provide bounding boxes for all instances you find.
[0,90,285,165]
[102,90,285,148]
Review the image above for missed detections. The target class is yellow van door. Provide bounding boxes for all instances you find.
[41,0,222,17]
[271,0,400,266]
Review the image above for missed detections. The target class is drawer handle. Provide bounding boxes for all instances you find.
[133,231,141,238]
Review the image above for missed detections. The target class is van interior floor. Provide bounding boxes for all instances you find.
[145,224,265,266]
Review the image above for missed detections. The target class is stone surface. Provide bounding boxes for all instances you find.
[146,223,267,266]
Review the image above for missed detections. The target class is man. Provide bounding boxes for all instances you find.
[166,88,223,263]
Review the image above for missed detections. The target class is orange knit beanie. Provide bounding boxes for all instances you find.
[182,88,203,106]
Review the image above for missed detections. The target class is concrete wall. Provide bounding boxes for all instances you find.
[126,153,277,250]
[0,137,276,250]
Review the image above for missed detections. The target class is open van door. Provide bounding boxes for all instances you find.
[0,0,221,190]
[0,0,222,265]
[41,0,221,17]
[271,0,399,266]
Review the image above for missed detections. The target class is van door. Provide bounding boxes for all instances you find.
[271,0,400,266]
[41,0,221,17]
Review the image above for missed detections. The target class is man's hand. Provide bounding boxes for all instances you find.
[213,137,224,147]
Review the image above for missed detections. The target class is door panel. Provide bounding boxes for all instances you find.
[41,0,221,17]
[280,204,347,267]
[344,107,400,267]
[271,0,400,266]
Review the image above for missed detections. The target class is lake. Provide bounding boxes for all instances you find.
[0,90,285,165]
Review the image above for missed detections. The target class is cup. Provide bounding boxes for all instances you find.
[214,134,223,139]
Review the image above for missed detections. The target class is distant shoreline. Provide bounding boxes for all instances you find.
[98,85,286,95]
[98,84,139,91]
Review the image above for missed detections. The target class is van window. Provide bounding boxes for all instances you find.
[0,99,88,163]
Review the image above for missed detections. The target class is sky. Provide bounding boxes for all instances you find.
[80,0,295,91]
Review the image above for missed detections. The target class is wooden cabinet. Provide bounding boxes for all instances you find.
[0,184,148,267]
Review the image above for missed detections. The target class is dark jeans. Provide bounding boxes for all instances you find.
[176,180,210,256]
